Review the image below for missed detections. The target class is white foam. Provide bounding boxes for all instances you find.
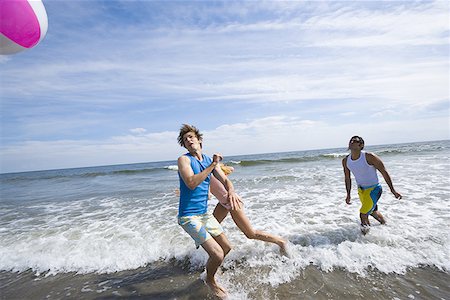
[165,165,178,171]
[211,152,450,297]
[0,196,189,275]
[0,143,449,297]
[323,152,348,158]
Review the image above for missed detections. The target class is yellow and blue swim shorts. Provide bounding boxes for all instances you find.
[358,184,382,214]
[178,213,224,248]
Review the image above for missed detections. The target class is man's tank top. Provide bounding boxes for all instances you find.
[346,151,379,188]
[178,153,212,217]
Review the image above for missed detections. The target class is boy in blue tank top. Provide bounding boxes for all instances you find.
[342,136,402,235]
[177,124,242,299]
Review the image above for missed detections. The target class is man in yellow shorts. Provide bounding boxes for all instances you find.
[342,136,402,234]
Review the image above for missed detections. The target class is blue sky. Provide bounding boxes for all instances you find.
[1,0,449,173]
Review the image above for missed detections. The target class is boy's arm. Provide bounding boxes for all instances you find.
[178,155,217,190]
[366,153,402,199]
[342,156,352,204]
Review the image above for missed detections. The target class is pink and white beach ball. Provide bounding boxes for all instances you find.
[0,0,48,55]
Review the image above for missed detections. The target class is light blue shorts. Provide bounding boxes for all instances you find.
[178,213,224,248]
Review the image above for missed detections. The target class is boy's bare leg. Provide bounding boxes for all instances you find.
[201,237,228,299]
[360,213,370,235]
[371,211,386,224]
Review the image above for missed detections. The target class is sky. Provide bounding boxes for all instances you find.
[0,0,449,173]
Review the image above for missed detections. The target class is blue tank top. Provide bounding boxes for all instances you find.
[178,153,213,217]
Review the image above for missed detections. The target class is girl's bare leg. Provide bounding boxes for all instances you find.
[213,203,229,223]
[230,208,288,256]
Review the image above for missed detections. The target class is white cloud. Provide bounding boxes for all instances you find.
[304,1,448,47]
[340,112,356,117]
[3,1,447,111]
[0,1,448,173]
[129,128,147,135]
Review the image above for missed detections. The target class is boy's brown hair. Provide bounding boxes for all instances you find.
[177,124,203,148]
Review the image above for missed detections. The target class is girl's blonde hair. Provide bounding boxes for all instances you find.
[220,164,234,175]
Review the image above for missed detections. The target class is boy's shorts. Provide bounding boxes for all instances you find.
[178,213,224,248]
[358,184,382,214]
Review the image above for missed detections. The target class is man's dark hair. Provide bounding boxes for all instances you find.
[350,135,365,150]
[177,124,203,147]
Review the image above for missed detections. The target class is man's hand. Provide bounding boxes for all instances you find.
[392,190,402,200]
[345,195,351,204]
[212,153,223,164]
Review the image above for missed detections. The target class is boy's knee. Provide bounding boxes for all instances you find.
[210,247,225,263]
[220,239,232,256]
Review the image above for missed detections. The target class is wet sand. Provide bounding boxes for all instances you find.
[1,262,448,300]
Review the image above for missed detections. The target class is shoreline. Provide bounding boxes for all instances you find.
[1,263,449,300]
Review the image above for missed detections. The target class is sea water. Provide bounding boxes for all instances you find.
[1,140,449,299]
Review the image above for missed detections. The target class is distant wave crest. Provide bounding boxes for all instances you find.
[0,167,166,182]
[235,153,347,167]
[165,165,178,171]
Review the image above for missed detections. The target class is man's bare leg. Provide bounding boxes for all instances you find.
[360,213,370,235]
[371,211,386,224]
[213,232,232,258]
[201,238,228,299]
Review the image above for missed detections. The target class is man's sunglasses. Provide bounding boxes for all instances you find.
[350,138,363,143]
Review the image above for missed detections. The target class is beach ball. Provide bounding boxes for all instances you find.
[0,0,48,55]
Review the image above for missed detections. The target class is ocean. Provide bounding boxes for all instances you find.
[1,140,449,299]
